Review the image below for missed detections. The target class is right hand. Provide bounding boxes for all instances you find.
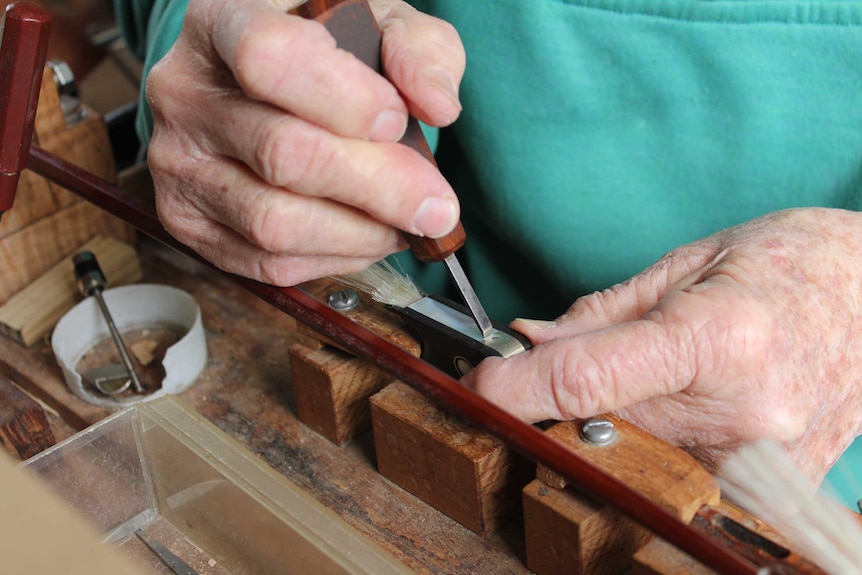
[145,0,465,284]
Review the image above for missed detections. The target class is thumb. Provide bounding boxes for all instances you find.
[463,309,699,423]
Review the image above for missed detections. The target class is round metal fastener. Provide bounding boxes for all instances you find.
[580,417,617,446]
[327,289,359,311]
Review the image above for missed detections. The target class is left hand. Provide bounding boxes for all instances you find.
[462,208,862,484]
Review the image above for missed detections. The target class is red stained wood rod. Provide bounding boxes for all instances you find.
[26,144,759,574]
[0,2,52,213]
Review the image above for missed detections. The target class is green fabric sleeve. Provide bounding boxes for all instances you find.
[114,0,190,143]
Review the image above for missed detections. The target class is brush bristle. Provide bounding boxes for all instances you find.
[335,260,423,308]
[719,440,862,574]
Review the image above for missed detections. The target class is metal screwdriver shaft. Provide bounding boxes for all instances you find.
[73,251,143,393]
[443,254,494,338]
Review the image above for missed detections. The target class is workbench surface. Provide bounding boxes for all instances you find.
[0,238,531,575]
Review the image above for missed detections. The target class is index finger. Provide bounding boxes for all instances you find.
[205,0,408,142]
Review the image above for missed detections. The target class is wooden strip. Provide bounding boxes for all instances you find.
[0,200,134,304]
[0,235,141,345]
[523,479,652,575]
[0,375,55,460]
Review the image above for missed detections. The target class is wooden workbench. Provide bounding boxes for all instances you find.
[0,236,531,575]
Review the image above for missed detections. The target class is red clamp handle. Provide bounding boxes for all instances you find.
[0,2,52,213]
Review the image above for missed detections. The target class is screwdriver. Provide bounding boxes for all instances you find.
[292,0,495,339]
[73,250,144,393]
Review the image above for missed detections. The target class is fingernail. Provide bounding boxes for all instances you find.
[369,109,407,142]
[413,196,457,238]
[424,67,461,112]
[513,318,557,331]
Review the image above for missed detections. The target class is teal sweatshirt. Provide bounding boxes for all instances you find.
[116,0,862,507]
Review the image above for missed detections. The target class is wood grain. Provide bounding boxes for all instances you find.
[539,416,720,522]
[370,381,532,535]
[0,375,55,460]
[0,241,534,574]
[524,416,721,574]
[523,479,652,575]
[0,235,141,345]
[290,343,396,444]
[0,69,134,304]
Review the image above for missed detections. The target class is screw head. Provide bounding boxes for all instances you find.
[327,289,359,311]
[580,418,617,446]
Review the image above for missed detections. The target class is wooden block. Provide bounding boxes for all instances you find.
[0,235,141,345]
[523,479,651,575]
[0,68,135,304]
[538,416,720,522]
[0,375,55,460]
[632,536,715,575]
[289,277,422,444]
[523,416,721,575]
[370,381,532,534]
[290,343,395,445]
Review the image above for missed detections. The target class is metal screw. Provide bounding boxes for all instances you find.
[580,417,617,446]
[327,289,359,311]
[47,60,86,126]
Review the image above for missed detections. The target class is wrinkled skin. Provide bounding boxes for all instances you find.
[147,1,861,485]
[146,0,464,284]
[463,208,862,484]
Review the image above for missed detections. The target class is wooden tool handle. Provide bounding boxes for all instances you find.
[291,0,466,263]
[0,2,52,211]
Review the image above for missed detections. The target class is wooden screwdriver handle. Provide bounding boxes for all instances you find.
[290,0,466,263]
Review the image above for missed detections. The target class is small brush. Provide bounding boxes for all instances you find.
[719,440,862,575]
[336,260,423,309]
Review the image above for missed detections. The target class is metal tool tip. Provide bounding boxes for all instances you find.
[443,254,494,338]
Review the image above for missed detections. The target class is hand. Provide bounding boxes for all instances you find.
[463,208,862,484]
[145,0,465,284]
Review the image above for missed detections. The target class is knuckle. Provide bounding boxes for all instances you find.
[233,19,331,101]
[145,58,198,127]
[245,199,290,253]
[549,346,605,418]
[154,188,195,244]
[256,256,299,286]
[231,21,276,95]
[145,62,172,116]
[255,122,338,191]
[563,290,614,323]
